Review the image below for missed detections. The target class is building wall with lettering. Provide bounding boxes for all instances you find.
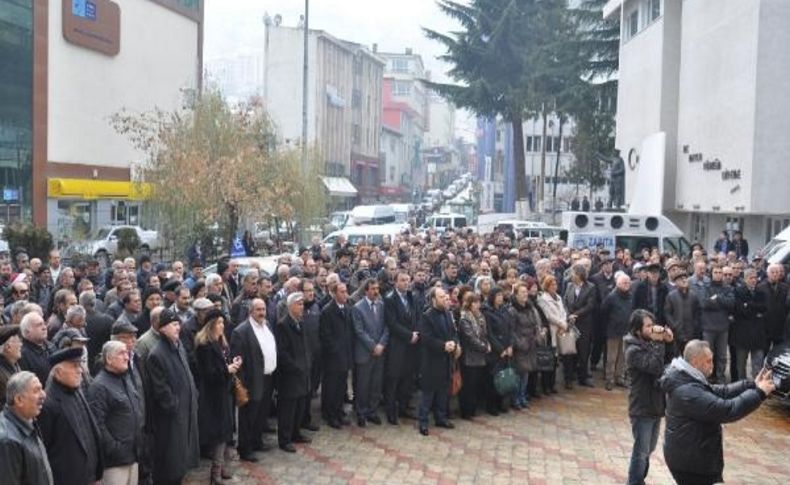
[48,0,200,169]
[674,0,757,213]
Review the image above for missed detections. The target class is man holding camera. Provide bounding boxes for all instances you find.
[624,309,674,485]
[661,339,776,485]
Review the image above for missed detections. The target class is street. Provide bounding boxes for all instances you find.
[186,378,790,484]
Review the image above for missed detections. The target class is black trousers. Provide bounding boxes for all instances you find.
[321,368,348,422]
[575,322,593,382]
[278,395,307,446]
[238,375,273,454]
[669,469,720,485]
[459,364,486,418]
[384,353,418,418]
[590,315,607,368]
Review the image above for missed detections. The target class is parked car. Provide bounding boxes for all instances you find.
[203,255,284,278]
[66,225,162,264]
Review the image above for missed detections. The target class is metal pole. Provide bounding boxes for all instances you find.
[301,0,309,175]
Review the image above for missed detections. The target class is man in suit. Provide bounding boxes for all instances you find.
[230,298,277,461]
[39,347,104,485]
[418,287,460,436]
[275,292,313,453]
[756,263,788,352]
[319,281,354,428]
[352,278,389,426]
[383,270,419,425]
[563,263,598,387]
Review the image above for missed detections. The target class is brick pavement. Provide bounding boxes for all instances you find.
[186,380,790,485]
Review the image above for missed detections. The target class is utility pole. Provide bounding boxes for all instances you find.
[301,0,309,176]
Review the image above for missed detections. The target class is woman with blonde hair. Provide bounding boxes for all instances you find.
[537,274,569,392]
[195,309,242,484]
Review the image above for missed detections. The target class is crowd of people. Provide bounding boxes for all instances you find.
[0,227,786,485]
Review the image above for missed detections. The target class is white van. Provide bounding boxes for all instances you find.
[322,223,408,252]
[347,205,396,226]
[389,203,414,224]
[494,220,562,239]
[561,212,692,256]
[422,213,468,233]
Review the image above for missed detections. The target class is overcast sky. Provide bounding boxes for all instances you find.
[204,0,476,138]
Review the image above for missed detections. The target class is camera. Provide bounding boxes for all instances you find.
[765,343,790,398]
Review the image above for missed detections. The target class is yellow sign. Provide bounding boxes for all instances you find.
[47,178,152,201]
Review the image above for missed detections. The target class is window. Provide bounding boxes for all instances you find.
[392,58,409,73]
[545,136,554,153]
[392,81,411,96]
[563,137,571,153]
[648,0,661,22]
[526,136,534,152]
[628,10,639,38]
[390,166,396,182]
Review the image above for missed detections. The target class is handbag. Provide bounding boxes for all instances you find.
[232,376,250,407]
[493,362,519,396]
[557,324,581,356]
[535,346,556,372]
[450,362,463,396]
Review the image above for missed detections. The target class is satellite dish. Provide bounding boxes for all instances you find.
[273,14,282,26]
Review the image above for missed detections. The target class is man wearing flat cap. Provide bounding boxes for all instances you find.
[275,292,313,452]
[0,325,23,408]
[634,263,668,325]
[664,272,702,357]
[146,308,199,483]
[181,297,213,378]
[39,347,104,485]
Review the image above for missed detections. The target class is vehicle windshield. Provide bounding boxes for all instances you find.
[762,239,788,261]
[663,237,693,257]
[766,241,790,264]
[616,235,659,255]
[96,228,110,239]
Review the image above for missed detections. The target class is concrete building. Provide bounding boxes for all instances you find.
[0,0,202,242]
[379,49,429,198]
[205,51,264,104]
[427,93,456,149]
[605,0,790,252]
[263,25,383,206]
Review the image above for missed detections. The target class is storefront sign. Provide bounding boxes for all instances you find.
[63,0,121,56]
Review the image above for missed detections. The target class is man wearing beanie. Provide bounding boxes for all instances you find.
[146,308,199,483]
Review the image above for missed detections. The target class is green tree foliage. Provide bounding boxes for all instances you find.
[3,224,53,260]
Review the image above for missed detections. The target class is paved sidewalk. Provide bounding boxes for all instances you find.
[186,383,790,484]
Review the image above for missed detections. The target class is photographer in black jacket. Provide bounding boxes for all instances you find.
[661,339,776,485]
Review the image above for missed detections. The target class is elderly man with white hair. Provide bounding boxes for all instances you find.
[87,340,144,485]
[18,312,54,387]
[756,262,789,353]
[599,273,634,390]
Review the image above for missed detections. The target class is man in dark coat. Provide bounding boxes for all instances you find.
[756,263,788,351]
[18,313,54,387]
[82,291,114,373]
[39,348,104,485]
[230,298,277,461]
[351,278,388,426]
[664,272,702,356]
[624,309,672,485]
[145,309,199,483]
[600,274,633,390]
[661,340,776,485]
[699,266,735,383]
[275,292,313,453]
[417,287,459,436]
[87,340,144,483]
[590,256,616,370]
[300,279,322,431]
[563,264,597,387]
[633,263,669,325]
[319,282,353,429]
[732,269,767,379]
[0,371,52,485]
[383,271,420,424]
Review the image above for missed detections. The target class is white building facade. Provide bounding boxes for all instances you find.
[606,0,790,252]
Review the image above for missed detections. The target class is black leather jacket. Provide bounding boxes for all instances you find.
[0,408,53,485]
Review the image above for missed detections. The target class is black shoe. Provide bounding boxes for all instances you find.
[293,435,312,444]
[340,416,351,426]
[487,408,500,417]
[419,426,429,436]
[328,419,342,429]
[565,382,574,390]
[399,410,418,420]
[460,415,474,421]
[605,382,614,391]
[579,379,594,388]
[550,388,559,394]
[301,423,320,432]
[367,415,382,425]
[239,453,259,462]
[279,443,296,453]
[387,415,399,425]
[436,421,455,429]
[357,417,367,428]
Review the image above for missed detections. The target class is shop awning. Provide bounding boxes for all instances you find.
[47,178,153,200]
[321,176,358,197]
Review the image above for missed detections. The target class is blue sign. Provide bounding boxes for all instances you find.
[2,189,19,202]
[72,0,97,20]
[231,237,246,258]
[571,233,616,253]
